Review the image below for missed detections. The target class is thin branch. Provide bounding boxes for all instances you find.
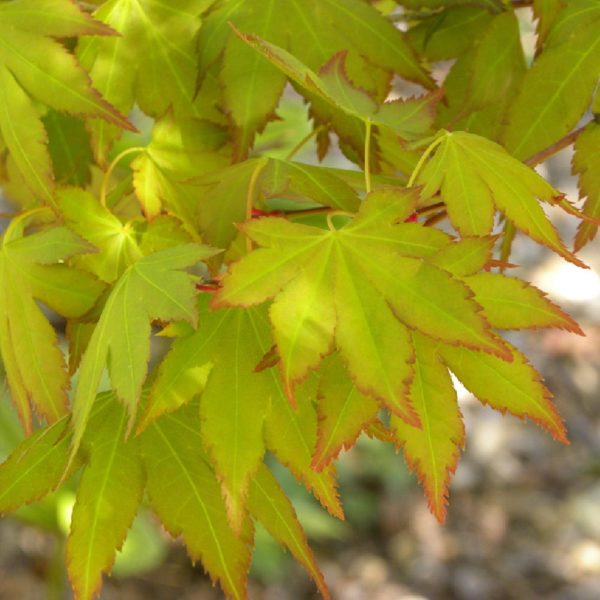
[364,119,373,194]
[524,125,588,167]
[285,125,325,161]
[244,157,269,253]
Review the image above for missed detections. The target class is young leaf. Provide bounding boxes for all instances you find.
[77,0,214,163]
[141,405,253,600]
[391,332,464,523]
[440,342,568,443]
[248,464,330,599]
[67,395,144,600]
[217,187,509,409]
[312,355,380,471]
[70,244,217,462]
[417,131,585,266]
[0,416,71,514]
[132,115,230,224]
[573,123,600,250]
[58,188,143,283]
[0,226,98,432]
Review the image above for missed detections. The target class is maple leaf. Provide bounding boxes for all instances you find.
[43,111,93,187]
[199,0,433,157]
[501,1,600,160]
[391,332,464,523]
[440,341,568,444]
[463,272,583,334]
[573,122,600,251]
[0,415,72,515]
[131,114,230,223]
[67,395,144,600]
[69,243,218,462]
[436,11,525,140]
[532,0,567,50]
[0,0,131,201]
[216,187,509,421]
[58,188,143,283]
[311,354,380,471]
[407,6,495,62]
[77,0,216,164]
[140,404,253,600]
[417,130,586,266]
[0,223,103,432]
[264,369,344,520]
[248,464,330,599]
[142,297,342,527]
[146,300,271,531]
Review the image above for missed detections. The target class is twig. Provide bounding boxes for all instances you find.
[364,119,373,194]
[285,125,325,161]
[524,125,587,167]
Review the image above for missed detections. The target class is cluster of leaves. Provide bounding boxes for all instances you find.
[0,0,598,598]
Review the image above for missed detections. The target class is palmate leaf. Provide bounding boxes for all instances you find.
[573,122,600,250]
[391,332,464,524]
[140,404,253,600]
[463,272,583,333]
[417,131,586,266]
[43,111,93,187]
[76,0,218,164]
[0,225,103,432]
[142,297,342,525]
[440,342,568,444]
[407,6,495,62]
[248,464,330,599]
[199,0,433,157]
[69,244,218,462]
[501,1,600,161]
[0,0,131,200]
[67,395,144,600]
[0,415,71,514]
[264,373,344,520]
[312,355,380,471]
[146,300,271,531]
[436,11,525,140]
[216,187,509,423]
[58,188,143,283]
[131,114,230,223]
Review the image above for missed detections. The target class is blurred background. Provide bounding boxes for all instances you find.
[1,8,599,599]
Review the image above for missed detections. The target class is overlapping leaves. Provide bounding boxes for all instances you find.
[0,0,131,201]
[0,2,592,599]
[0,221,103,432]
[198,0,433,156]
[416,131,586,266]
